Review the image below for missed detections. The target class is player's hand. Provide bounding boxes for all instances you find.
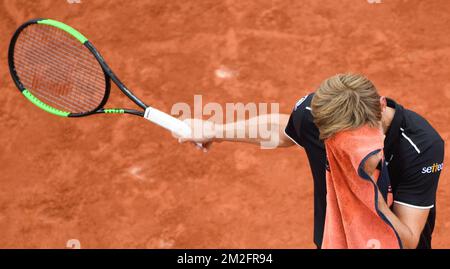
[177,118,221,152]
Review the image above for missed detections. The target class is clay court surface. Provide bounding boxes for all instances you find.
[0,0,449,248]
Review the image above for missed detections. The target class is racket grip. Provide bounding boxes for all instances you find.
[144,107,192,137]
[144,108,204,149]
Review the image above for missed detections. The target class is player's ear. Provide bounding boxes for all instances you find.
[380,96,387,113]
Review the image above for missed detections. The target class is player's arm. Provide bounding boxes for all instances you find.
[371,139,444,249]
[376,193,429,249]
[178,114,295,149]
[179,96,311,150]
[363,150,432,249]
[219,113,294,147]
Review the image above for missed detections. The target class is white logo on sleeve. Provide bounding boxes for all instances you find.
[421,163,444,174]
[294,94,309,111]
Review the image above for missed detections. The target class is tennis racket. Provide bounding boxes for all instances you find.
[8,18,198,142]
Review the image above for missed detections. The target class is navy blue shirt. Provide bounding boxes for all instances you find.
[285,94,444,249]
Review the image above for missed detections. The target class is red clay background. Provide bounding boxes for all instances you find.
[0,0,449,248]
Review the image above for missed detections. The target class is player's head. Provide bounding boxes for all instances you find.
[311,73,386,140]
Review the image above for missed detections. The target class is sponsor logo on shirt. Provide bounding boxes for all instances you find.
[421,163,444,174]
[294,94,309,111]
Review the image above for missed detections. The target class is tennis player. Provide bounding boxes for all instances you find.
[179,74,444,249]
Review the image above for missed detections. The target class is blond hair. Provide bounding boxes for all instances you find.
[311,74,382,140]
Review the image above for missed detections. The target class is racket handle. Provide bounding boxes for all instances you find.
[144,107,203,149]
[144,107,191,137]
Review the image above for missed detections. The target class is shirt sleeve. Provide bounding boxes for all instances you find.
[284,94,310,147]
[393,139,445,209]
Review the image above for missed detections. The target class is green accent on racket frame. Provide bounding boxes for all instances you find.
[37,19,88,44]
[22,89,70,117]
[104,109,125,114]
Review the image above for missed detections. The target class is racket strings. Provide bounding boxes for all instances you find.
[13,24,106,113]
[15,30,103,112]
[15,55,102,108]
[14,32,100,111]
[16,26,105,102]
[15,49,103,109]
[16,26,104,110]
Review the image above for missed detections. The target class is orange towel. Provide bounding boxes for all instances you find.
[322,125,402,249]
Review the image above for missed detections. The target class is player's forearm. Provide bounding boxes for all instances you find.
[214,113,293,148]
[376,193,420,249]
